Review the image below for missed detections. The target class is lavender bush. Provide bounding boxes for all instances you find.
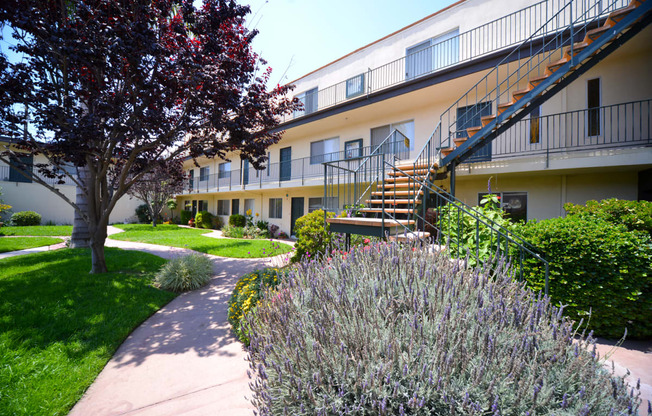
[246,243,642,415]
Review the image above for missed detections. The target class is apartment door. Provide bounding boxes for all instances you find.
[231,199,240,215]
[280,147,292,181]
[290,197,304,236]
[406,40,432,80]
[456,102,493,162]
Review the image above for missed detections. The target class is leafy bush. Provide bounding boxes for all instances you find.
[11,211,42,226]
[292,209,335,262]
[247,243,641,415]
[517,216,652,339]
[155,254,213,292]
[222,224,244,238]
[243,224,267,239]
[228,268,286,345]
[229,214,246,227]
[438,194,518,267]
[135,204,151,224]
[195,210,213,229]
[180,210,192,225]
[268,223,279,238]
[564,198,652,237]
[210,215,223,230]
[255,220,269,232]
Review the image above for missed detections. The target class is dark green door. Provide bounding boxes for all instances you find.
[280,147,291,181]
[291,197,304,235]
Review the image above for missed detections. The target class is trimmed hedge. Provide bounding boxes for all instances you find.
[519,216,652,339]
[135,204,151,224]
[564,198,652,237]
[180,210,192,225]
[11,211,41,226]
[292,209,335,262]
[195,210,213,229]
[229,214,246,227]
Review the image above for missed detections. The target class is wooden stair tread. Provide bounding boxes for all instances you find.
[359,208,418,214]
[326,217,415,227]
[382,182,421,189]
[585,25,611,41]
[453,137,467,146]
[441,148,455,157]
[365,199,422,205]
[371,190,424,197]
[481,115,496,126]
[466,126,482,138]
[386,176,428,183]
[546,57,570,72]
[394,162,437,170]
[388,168,437,176]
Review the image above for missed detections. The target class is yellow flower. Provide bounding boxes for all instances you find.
[246,209,252,216]
[255,213,259,217]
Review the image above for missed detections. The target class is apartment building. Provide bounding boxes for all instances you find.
[177,0,652,236]
[0,140,141,224]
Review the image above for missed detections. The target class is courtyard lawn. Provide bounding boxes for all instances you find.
[0,225,73,236]
[0,236,63,253]
[110,224,293,258]
[0,248,176,416]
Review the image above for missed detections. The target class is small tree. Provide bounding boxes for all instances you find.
[127,159,185,227]
[0,185,11,222]
[0,0,300,272]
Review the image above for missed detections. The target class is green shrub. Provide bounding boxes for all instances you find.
[155,254,213,292]
[255,220,269,231]
[564,198,652,237]
[180,210,192,225]
[243,224,267,239]
[210,215,223,230]
[195,210,213,229]
[228,268,286,345]
[438,194,518,267]
[247,243,641,415]
[518,216,652,339]
[292,209,335,262]
[229,214,246,227]
[10,211,41,226]
[222,224,244,238]
[135,204,151,224]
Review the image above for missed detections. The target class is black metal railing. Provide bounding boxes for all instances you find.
[474,99,651,163]
[284,0,620,122]
[323,130,411,214]
[438,0,632,165]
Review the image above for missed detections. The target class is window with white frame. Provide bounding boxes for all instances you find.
[310,137,340,164]
[293,87,318,117]
[346,73,365,98]
[218,162,230,179]
[406,29,459,80]
[198,200,209,212]
[308,197,339,213]
[269,198,282,219]
[244,198,255,215]
[371,120,414,154]
[199,167,210,181]
[217,199,229,215]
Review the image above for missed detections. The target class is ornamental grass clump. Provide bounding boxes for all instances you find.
[246,243,641,415]
[155,253,213,292]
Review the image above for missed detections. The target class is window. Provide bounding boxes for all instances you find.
[218,162,230,179]
[406,29,459,79]
[294,87,318,117]
[8,154,33,183]
[371,120,414,155]
[587,78,601,136]
[478,192,527,223]
[244,198,255,215]
[184,200,192,211]
[308,197,339,212]
[188,169,194,190]
[231,199,240,215]
[199,167,210,181]
[198,200,209,212]
[530,106,540,144]
[217,200,229,215]
[346,74,365,98]
[456,102,492,162]
[310,137,339,164]
[345,139,363,159]
[269,198,282,219]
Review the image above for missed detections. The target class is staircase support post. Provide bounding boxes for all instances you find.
[449,162,456,197]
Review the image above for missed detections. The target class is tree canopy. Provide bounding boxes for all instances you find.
[0,0,300,272]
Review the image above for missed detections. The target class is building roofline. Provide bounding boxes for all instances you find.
[287,0,468,85]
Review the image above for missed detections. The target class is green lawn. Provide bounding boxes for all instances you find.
[0,248,176,416]
[0,225,73,236]
[0,236,63,253]
[111,224,293,258]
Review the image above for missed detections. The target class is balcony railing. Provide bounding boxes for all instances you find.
[0,165,77,186]
[181,139,411,194]
[283,0,610,123]
[463,99,651,165]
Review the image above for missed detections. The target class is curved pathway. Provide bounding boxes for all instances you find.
[68,226,289,416]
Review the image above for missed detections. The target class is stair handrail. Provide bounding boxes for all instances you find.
[437,0,628,156]
[381,159,549,294]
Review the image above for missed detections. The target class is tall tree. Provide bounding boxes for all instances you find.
[0,0,299,272]
[127,158,185,227]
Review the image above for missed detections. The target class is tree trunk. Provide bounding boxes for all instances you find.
[70,165,91,248]
[89,228,108,274]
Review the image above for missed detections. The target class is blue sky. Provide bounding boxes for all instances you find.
[245,0,458,85]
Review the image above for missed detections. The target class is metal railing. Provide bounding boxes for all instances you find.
[323,130,410,214]
[474,99,651,163]
[438,0,631,162]
[284,0,618,123]
[182,140,410,194]
[0,165,77,186]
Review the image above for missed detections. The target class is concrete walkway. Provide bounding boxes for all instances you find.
[68,227,289,416]
[0,237,68,260]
